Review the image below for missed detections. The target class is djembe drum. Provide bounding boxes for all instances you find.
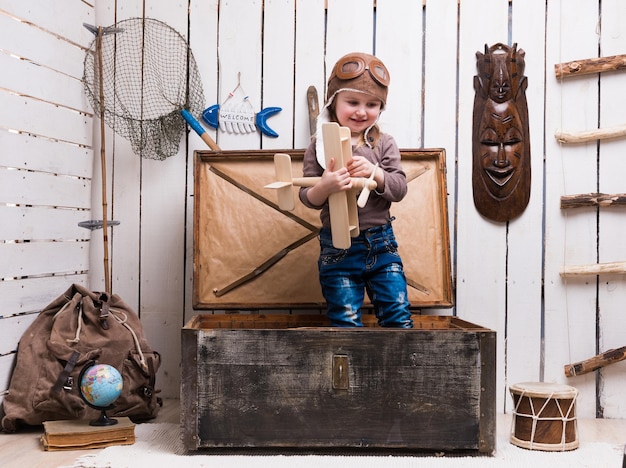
[509,382,579,451]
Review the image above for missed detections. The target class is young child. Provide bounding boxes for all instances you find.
[299,52,413,328]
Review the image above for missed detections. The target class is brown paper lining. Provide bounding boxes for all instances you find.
[193,149,452,309]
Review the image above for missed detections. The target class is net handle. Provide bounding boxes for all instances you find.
[181,109,221,151]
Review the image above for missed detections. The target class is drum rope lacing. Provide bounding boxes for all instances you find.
[512,387,579,450]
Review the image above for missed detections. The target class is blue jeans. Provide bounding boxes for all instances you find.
[318,220,413,328]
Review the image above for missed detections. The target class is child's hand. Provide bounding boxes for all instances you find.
[347,156,383,192]
[320,158,353,193]
[347,156,375,178]
[304,158,352,206]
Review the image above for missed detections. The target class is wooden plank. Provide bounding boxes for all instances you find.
[0,313,37,355]
[543,0,601,418]
[0,274,88,316]
[0,51,89,114]
[0,92,92,147]
[0,205,90,241]
[504,0,549,406]
[479,330,497,453]
[260,0,295,150]
[215,0,263,151]
[423,0,458,149]
[0,130,93,179]
[0,0,94,48]
[293,1,325,148]
[376,0,423,148]
[325,0,372,63]
[186,0,221,324]
[596,0,626,419]
[0,12,85,79]
[186,0,219,155]
[0,241,89,279]
[0,353,17,395]
[455,0,510,316]
[133,3,189,399]
[422,0,459,317]
[180,322,200,449]
[455,0,509,414]
[187,313,487,331]
[0,168,90,209]
[0,3,94,407]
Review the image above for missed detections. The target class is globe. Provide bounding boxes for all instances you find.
[80,363,123,409]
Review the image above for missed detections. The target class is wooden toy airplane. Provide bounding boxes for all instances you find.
[265,122,377,249]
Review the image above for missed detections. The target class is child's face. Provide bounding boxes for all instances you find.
[333,91,382,135]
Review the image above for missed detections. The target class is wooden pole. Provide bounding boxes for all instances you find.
[96,27,111,294]
[561,193,626,209]
[560,261,626,277]
[555,124,626,144]
[564,346,626,377]
[555,53,626,79]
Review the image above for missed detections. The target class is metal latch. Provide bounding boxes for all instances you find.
[332,354,349,390]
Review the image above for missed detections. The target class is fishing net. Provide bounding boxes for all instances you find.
[83,17,205,160]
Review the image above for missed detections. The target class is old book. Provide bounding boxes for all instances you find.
[41,416,135,451]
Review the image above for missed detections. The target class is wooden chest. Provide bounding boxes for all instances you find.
[181,314,496,453]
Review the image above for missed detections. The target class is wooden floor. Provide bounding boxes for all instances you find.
[1,399,625,468]
[0,399,181,468]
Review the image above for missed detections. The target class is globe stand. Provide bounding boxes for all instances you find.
[89,405,118,426]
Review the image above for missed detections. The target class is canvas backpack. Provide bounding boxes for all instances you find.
[1,283,162,432]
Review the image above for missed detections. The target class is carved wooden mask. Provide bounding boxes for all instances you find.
[472,43,531,222]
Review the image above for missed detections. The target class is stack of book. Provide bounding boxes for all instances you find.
[41,417,135,451]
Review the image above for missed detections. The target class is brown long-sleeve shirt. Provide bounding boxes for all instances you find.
[299,133,407,230]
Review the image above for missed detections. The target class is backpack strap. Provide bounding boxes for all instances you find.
[51,350,80,393]
[95,292,110,330]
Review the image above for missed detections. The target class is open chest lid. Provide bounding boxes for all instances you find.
[193,148,452,310]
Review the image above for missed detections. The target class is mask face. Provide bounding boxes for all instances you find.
[472,43,531,222]
[478,99,525,200]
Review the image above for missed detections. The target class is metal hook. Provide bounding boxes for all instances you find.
[83,23,124,37]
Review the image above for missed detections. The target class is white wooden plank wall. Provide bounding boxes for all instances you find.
[1,0,625,420]
[597,0,626,419]
[0,0,94,404]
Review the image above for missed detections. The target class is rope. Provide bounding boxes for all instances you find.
[54,294,148,373]
[52,296,76,320]
[110,307,148,372]
[511,387,578,450]
[66,302,84,344]
[52,293,84,344]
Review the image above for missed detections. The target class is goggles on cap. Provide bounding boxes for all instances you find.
[333,53,390,87]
